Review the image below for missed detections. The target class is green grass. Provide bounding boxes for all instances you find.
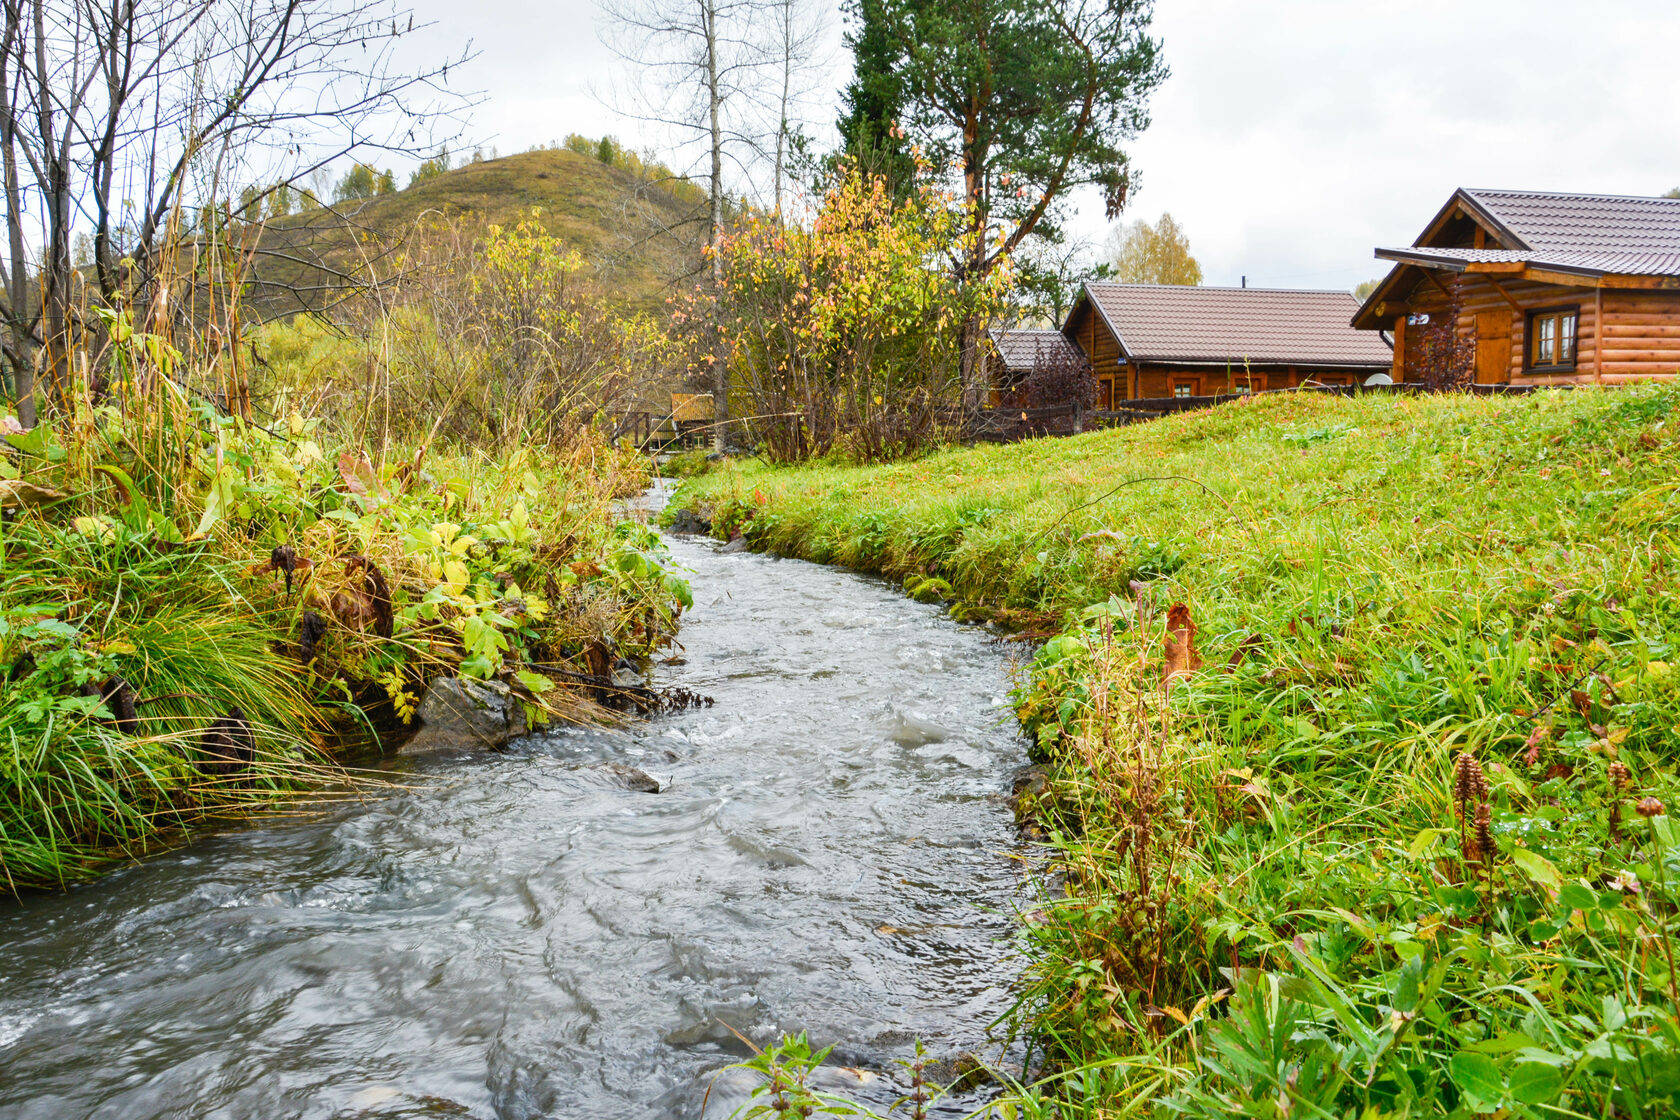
[0,523,331,890]
[678,387,1680,1116]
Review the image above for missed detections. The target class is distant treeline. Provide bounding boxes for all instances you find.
[554,134,708,209]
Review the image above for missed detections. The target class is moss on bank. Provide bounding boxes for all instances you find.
[677,387,1680,1116]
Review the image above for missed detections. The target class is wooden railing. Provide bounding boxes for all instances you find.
[615,383,1551,453]
[958,383,1548,444]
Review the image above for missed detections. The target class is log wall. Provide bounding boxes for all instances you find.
[1064,300,1127,408]
[1392,275,1680,386]
[1598,290,1680,383]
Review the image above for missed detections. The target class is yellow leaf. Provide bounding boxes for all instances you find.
[72,515,116,542]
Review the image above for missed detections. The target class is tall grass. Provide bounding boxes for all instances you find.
[0,251,688,892]
[680,385,1680,1115]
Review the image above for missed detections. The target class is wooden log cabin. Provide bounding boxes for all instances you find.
[1059,282,1394,406]
[1352,189,1680,385]
[981,327,1088,406]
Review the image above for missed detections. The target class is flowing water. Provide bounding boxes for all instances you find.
[0,509,1027,1119]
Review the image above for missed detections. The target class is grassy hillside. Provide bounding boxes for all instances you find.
[248,149,703,313]
[675,387,1680,1115]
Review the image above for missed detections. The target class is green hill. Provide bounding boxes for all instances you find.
[247,149,705,315]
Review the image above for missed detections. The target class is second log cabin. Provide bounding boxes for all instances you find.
[1352,188,1680,385]
[1060,282,1394,406]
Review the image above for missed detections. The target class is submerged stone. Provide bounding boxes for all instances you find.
[595,762,662,792]
[398,677,528,755]
[666,508,712,535]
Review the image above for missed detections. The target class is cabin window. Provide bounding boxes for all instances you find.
[1528,307,1578,371]
[1170,377,1199,398]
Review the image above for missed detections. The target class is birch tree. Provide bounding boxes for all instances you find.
[759,0,828,219]
[0,0,469,426]
[602,0,770,449]
[1108,213,1202,286]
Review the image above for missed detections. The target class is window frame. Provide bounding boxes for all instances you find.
[1525,305,1580,373]
[1169,376,1200,399]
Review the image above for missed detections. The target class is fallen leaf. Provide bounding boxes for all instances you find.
[328,555,394,638]
[0,478,66,508]
[1226,634,1262,669]
[337,451,388,502]
[1163,602,1201,688]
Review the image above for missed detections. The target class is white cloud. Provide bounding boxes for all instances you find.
[1113,0,1680,289]
[402,0,1680,291]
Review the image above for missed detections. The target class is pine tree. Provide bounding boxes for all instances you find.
[837,0,913,190]
[843,0,1167,408]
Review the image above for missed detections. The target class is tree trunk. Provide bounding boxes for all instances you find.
[705,0,728,452]
[773,0,790,219]
[0,0,31,422]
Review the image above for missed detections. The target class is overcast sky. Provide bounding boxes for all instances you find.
[402,0,1680,293]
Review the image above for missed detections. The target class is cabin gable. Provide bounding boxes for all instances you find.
[1353,188,1680,386]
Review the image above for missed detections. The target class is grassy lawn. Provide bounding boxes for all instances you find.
[677,386,1680,1115]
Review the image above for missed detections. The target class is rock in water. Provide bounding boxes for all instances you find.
[887,709,951,746]
[719,536,749,554]
[667,508,712,535]
[600,763,662,792]
[399,677,529,755]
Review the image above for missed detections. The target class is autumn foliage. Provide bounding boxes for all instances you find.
[685,163,1011,462]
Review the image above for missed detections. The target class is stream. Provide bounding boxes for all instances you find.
[0,506,1028,1119]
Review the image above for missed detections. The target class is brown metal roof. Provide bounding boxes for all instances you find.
[986,327,1085,372]
[1461,189,1680,255]
[1372,189,1680,284]
[1377,244,1680,279]
[1079,283,1394,366]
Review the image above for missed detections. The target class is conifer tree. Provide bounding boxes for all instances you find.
[837,0,1166,409]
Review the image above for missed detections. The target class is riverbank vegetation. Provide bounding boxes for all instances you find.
[676,385,1680,1115]
[2,317,689,890]
[249,212,676,446]
[2,209,691,895]
[685,163,1008,462]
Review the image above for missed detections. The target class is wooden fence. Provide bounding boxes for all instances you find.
[959,382,1546,444]
[616,382,1550,452]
